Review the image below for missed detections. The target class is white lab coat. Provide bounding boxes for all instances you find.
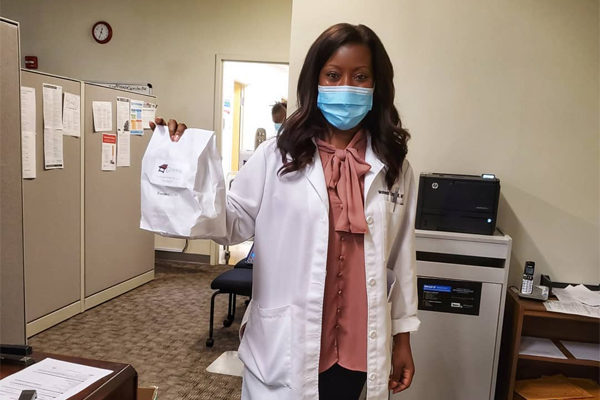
[208,136,420,400]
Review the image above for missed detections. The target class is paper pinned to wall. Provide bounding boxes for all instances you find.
[116,97,130,132]
[43,83,63,130]
[101,133,117,171]
[62,92,81,137]
[92,101,113,132]
[21,131,36,179]
[116,97,131,167]
[142,102,157,129]
[130,99,143,135]
[44,127,64,169]
[20,86,36,133]
[117,130,131,167]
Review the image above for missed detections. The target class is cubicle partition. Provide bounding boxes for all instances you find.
[20,71,82,333]
[1,17,26,345]
[83,83,154,307]
[15,72,156,337]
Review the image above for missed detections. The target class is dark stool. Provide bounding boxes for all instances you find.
[206,267,252,347]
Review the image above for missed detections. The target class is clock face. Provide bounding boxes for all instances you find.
[92,21,112,44]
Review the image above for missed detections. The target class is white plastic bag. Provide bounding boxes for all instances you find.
[140,125,226,238]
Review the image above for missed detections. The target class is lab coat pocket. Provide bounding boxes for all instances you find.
[238,303,292,388]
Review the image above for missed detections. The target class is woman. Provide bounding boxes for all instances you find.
[151,23,419,400]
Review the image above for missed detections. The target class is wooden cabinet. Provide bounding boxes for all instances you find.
[496,287,599,400]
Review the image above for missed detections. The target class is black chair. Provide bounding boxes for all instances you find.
[206,257,253,347]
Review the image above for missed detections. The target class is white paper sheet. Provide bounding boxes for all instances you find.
[544,300,600,319]
[62,92,81,137]
[519,336,567,359]
[130,99,144,135]
[117,130,131,167]
[42,83,63,130]
[0,358,112,400]
[102,133,117,171]
[20,86,36,133]
[142,102,156,129]
[561,340,600,362]
[116,97,130,132]
[553,285,600,307]
[21,131,37,179]
[44,127,63,169]
[92,101,113,132]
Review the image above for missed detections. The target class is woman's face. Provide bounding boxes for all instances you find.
[318,43,374,88]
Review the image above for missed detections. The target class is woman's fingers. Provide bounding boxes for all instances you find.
[167,119,178,141]
[174,123,187,142]
[150,117,167,132]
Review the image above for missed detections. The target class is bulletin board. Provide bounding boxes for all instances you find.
[20,70,82,323]
[83,83,155,297]
[0,18,25,345]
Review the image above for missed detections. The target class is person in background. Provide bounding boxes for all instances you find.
[151,22,419,400]
[271,100,287,134]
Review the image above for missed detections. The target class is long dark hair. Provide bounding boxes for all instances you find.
[276,23,410,189]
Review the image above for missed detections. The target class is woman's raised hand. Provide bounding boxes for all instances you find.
[149,117,188,142]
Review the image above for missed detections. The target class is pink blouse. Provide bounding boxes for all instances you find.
[316,130,371,373]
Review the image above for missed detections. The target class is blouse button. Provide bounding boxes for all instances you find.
[340,236,345,241]
[338,255,345,261]
[337,272,343,277]
[336,307,342,314]
[337,289,343,296]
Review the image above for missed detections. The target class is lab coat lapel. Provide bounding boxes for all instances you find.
[305,147,329,210]
[364,134,385,197]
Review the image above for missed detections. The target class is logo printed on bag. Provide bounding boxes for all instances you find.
[158,164,168,173]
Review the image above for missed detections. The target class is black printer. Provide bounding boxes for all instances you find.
[415,173,500,235]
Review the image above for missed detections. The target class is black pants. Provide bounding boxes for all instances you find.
[319,363,367,400]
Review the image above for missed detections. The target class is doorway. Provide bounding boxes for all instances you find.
[216,60,289,264]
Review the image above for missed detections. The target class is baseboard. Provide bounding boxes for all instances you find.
[26,301,82,338]
[155,250,210,264]
[84,270,154,310]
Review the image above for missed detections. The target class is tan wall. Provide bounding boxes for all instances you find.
[289,0,599,285]
[2,0,292,256]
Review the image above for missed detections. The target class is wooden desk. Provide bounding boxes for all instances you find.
[0,352,137,400]
[496,288,600,400]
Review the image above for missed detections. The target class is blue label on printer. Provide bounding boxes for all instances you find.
[423,284,452,293]
[418,278,482,316]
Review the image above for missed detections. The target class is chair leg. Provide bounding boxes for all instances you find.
[206,290,221,347]
[223,293,235,328]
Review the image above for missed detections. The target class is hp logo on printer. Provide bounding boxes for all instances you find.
[432,182,439,190]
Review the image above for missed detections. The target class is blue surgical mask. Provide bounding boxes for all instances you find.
[317,85,374,130]
[274,122,282,133]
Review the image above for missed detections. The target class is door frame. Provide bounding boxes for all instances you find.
[210,54,288,264]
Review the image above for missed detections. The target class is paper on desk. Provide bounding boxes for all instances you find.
[92,101,113,132]
[519,336,567,359]
[20,86,36,133]
[42,83,63,130]
[0,357,112,400]
[62,92,81,137]
[553,285,600,307]
[561,340,600,362]
[544,300,600,319]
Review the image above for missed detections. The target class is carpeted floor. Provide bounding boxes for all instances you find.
[29,261,246,400]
